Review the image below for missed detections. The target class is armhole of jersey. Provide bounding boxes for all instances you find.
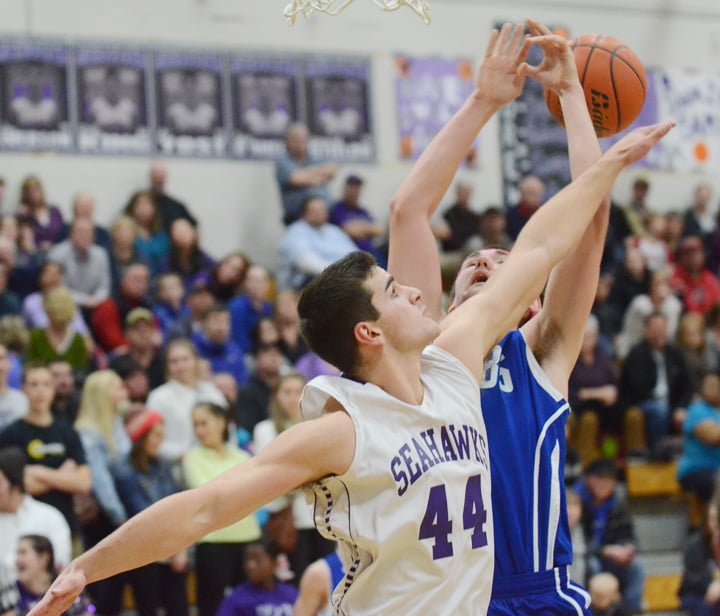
[425,344,479,391]
[517,330,565,403]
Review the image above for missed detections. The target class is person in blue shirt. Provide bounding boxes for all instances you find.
[192,303,248,387]
[678,373,720,503]
[216,536,298,616]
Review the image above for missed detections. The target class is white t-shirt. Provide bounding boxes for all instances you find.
[301,345,494,615]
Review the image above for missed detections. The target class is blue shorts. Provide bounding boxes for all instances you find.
[489,567,591,615]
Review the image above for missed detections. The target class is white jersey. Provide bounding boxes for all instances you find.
[301,345,494,615]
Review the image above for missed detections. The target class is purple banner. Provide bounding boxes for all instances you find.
[230,56,300,159]
[394,56,477,165]
[303,57,374,162]
[155,51,226,158]
[0,41,73,151]
[75,46,151,155]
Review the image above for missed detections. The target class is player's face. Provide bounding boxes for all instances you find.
[451,249,508,308]
[367,267,440,352]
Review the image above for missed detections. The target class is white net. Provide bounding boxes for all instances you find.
[284,0,431,25]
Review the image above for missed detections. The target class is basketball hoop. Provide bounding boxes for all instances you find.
[284,0,431,25]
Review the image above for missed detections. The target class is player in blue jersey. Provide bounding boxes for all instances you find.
[294,550,345,616]
[389,19,609,615]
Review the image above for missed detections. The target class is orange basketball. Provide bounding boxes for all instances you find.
[545,34,647,138]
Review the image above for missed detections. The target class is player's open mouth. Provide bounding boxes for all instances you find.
[471,272,489,286]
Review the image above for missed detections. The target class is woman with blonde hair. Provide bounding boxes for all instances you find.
[146,338,226,465]
[74,370,130,614]
[25,287,88,371]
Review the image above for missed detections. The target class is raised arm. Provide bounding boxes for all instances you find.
[28,411,355,616]
[435,121,674,382]
[520,24,612,392]
[388,23,530,320]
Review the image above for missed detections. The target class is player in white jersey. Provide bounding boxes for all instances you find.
[26,26,672,616]
[388,20,611,614]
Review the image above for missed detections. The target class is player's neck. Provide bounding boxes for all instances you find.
[359,351,425,405]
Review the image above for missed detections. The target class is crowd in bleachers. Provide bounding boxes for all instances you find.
[1,117,720,615]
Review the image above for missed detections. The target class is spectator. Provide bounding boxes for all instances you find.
[146,339,225,464]
[664,211,685,257]
[439,181,480,253]
[152,271,186,340]
[329,175,385,257]
[0,262,21,318]
[229,265,273,355]
[588,572,628,616]
[48,361,80,425]
[0,561,18,616]
[21,261,92,343]
[620,312,694,452]
[91,262,152,353]
[575,459,644,613]
[69,192,111,251]
[25,288,89,372]
[148,160,197,233]
[183,402,261,616]
[0,446,71,571]
[294,350,339,382]
[676,312,720,390]
[213,372,240,429]
[201,252,250,303]
[678,374,720,504]
[672,235,720,315]
[274,290,307,364]
[0,365,91,530]
[619,176,651,238]
[0,344,28,432]
[47,218,111,313]
[275,122,338,225]
[111,308,164,390]
[683,183,715,240]
[631,213,669,272]
[277,196,357,291]
[168,283,213,342]
[161,219,214,291]
[4,217,43,301]
[107,216,143,299]
[16,175,65,251]
[569,315,620,461]
[0,316,27,390]
[506,175,544,240]
[678,490,720,615]
[193,303,247,386]
[616,267,682,359]
[216,537,298,616]
[73,371,130,615]
[607,248,651,324]
[110,355,149,405]
[124,190,170,275]
[112,410,189,616]
[14,534,95,615]
[253,372,335,577]
[236,342,284,434]
[479,206,512,251]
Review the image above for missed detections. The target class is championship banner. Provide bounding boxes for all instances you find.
[0,41,73,151]
[75,46,151,155]
[230,56,300,159]
[155,50,226,158]
[394,56,477,166]
[497,39,569,206]
[303,57,374,163]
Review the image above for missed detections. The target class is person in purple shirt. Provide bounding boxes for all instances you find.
[329,175,385,258]
[16,175,66,252]
[216,536,298,616]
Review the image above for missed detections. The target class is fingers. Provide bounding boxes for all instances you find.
[489,22,525,58]
[507,23,525,58]
[492,23,513,56]
[484,29,499,57]
[514,35,532,66]
[526,17,551,37]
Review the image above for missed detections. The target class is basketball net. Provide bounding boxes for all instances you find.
[284,0,431,25]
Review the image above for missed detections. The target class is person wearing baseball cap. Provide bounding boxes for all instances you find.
[672,234,720,314]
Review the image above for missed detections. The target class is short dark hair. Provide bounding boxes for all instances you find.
[298,251,379,376]
[0,446,27,491]
[201,303,229,320]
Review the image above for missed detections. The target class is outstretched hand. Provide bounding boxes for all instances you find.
[523,19,579,94]
[475,23,531,108]
[27,567,87,616]
[605,122,676,167]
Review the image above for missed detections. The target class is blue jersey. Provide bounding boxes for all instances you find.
[325,551,345,594]
[481,330,572,576]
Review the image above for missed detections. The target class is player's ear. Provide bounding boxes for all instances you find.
[354,320,383,348]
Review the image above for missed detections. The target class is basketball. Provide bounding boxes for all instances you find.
[545,34,647,138]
